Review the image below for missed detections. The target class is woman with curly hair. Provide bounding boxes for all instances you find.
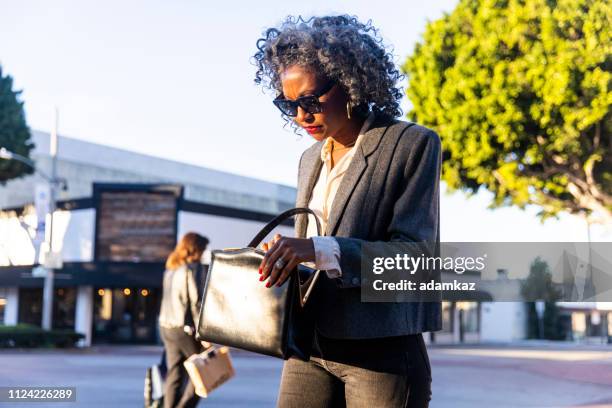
[254,15,442,407]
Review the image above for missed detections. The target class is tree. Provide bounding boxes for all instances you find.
[403,0,611,222]
[0,65,34,183]
[520,257,565,340]
[520,257,562,302]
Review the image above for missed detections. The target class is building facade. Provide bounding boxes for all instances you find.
[3,131,608,346]
[1,131,295,345]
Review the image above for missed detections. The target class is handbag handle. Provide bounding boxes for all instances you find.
[247,207,322,307]
[248,207,321,248]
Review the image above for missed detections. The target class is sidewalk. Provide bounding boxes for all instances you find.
[430,339,612,351]
[1,344,612,407]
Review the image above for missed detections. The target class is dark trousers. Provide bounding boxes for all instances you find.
[160,327,203,408]
[277,332,432,408]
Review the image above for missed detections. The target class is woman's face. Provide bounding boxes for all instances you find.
[279,65,350,142]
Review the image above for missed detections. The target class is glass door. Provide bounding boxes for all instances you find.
[92,287,160,343]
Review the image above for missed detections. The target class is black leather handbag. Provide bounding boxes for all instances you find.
[196,208,321,360]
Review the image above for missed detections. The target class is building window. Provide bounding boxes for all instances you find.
[53,288,76,330]
[93,287,160,343]
[0,288,6,325]
[457,301,480,333]
[18,287,76,329]
[442,301,453,332]
[18,288,42,326]
[571,312,587,339]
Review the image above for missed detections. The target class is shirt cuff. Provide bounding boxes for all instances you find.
[311,236,342,278]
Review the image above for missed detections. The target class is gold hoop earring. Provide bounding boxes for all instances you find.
[346,101,352,120]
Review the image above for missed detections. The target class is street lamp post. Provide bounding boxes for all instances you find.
[0,114,65,330]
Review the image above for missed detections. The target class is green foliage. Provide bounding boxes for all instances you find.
[0,65,34,183]
[542,301,566,339]
[525,302,540,338]
[0,324,84,348]
[404,0,611,220]
[521,257,562,301]
[525,301,566,339]
[521,258,566,339]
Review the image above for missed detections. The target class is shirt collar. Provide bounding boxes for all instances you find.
[320,112,375,162]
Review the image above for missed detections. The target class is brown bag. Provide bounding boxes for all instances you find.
[183,346,235,398]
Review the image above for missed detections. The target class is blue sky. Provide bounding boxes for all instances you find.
[1,0,609,241]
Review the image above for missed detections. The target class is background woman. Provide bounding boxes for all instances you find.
[159,232,209,408]
[254,15,442,407]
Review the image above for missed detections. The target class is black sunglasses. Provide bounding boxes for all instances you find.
[273,81,335,117]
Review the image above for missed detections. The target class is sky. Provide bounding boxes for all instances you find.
[0,0,609,242]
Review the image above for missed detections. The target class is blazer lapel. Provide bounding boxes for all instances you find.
[325,121,388,236]
[295,147,323,238]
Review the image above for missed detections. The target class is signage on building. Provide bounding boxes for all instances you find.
[32,266,48,278]
[95,186,181,262]
[34,183,50,245]
[42,251,63,269]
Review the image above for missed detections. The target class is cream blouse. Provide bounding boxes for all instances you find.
[305,113,375,278]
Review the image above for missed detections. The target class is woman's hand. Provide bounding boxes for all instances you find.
[259,234,315,288]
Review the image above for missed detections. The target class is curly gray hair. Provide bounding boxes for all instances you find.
[253,15,403,125]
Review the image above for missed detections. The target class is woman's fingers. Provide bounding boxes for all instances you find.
[259,234,283,273]
[260,240,286,284]
[274,256,299,287]
[260,236,283,280]
[266,248,294,287]
[260,234,281,252]
[259,237,314,287]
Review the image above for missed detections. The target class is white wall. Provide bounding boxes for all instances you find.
[177,211,294,262]
[480,302,526,342]
[2,207,294,267]
[51,209,95,262]
[0,131,295,212]
[30,129,295,203]
[3,287,19,325]
[0,212,37,266]
[0,209,95,266]
[75,286,93,347]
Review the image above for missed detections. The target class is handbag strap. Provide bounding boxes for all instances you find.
[247,207,323,307]
[248,207,321,248]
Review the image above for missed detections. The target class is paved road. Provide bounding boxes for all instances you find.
[1,345,612,407]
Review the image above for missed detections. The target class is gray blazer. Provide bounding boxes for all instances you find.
[295,115,442,339]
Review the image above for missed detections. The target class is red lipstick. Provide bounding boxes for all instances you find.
[304,126,323,134]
